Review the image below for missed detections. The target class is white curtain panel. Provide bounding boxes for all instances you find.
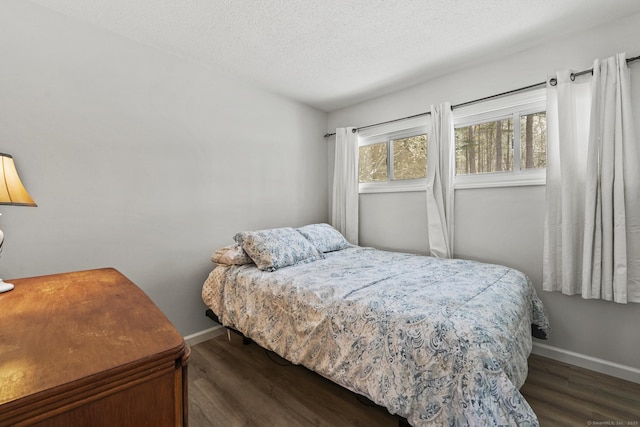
[544,53,640,303]
[582,53,640,303]
[543,70,591,296]
[426,103,455,258]
[331,127,359,245]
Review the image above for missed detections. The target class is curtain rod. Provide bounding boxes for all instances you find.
[548,54,640,86]
[323,54,640,138]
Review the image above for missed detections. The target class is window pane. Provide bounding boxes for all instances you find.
[520,112,547,170]
[359,142,387,183]
[455,119,514,175]
[392,134,427,180]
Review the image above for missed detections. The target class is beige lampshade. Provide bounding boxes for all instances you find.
[0,153,37,206]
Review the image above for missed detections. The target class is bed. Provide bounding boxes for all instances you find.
[202,224,550,427]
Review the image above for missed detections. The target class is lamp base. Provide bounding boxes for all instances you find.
[0,279,14,293]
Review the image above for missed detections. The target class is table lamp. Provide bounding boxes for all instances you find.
[0,153,37,293]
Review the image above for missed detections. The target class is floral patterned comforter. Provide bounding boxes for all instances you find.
[202,246,550,426]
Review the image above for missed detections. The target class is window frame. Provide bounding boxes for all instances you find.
[358,123,429,194]
[453,88,547,189]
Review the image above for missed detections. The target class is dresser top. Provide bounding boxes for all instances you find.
[0,268,187,407]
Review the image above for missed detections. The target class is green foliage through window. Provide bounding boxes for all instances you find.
[456,119,514,174]
[520,112,547,170]
[392,135,427,180]
[359,133,427,183]
[359,142,387,182]
[455,112,546,175]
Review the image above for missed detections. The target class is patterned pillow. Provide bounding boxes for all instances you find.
[234,227,324,271]
[211,244,254,266]
[296,223,352,252]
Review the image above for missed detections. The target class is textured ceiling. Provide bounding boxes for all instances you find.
[28,0,640,111]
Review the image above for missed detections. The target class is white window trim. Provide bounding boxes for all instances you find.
[358,115,429,139]
[359,180,426,194]
[453,88,547,189]
[453,88,546,123]
[455,168,546,189]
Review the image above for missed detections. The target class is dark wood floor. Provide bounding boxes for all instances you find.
[188,332,640,427]
[521,355,640,426]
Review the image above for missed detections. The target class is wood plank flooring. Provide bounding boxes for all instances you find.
[189,332,640,426]
[521,355,640,426]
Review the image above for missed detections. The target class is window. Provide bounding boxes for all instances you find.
[359,125,428,193]
[453,88,547,188]
[355,89,546,193]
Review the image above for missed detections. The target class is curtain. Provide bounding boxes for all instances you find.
[426,103,455,258]
[582,53,640,303]
[544,53,640,303]
[543,70,591,296]
[331,127,359,244]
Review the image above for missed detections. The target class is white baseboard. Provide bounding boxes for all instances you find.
[532,342,640,384]
[184,325,225,347]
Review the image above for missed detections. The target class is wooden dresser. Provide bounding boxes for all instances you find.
[0,268,190,427]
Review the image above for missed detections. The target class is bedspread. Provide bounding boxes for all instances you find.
[202,246,550,426]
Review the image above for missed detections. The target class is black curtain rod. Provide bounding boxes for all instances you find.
[323,54,640,138]
[322,81,544,138]
[548,54,640,86]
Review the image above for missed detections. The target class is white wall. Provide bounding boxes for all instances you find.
[328,13,640,371]
[0,1,328,336]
